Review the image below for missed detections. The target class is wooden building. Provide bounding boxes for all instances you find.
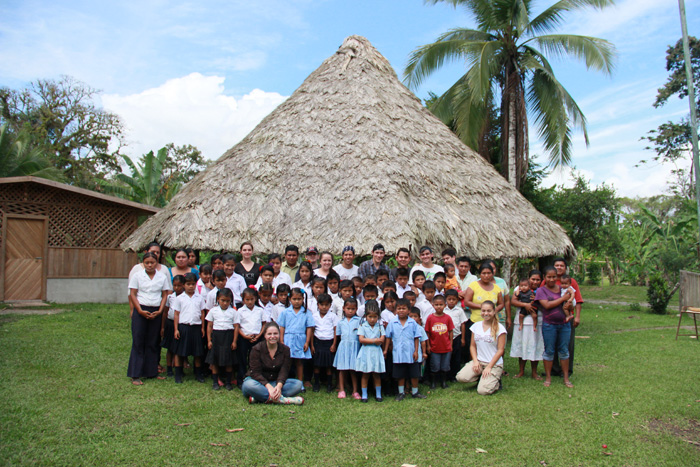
[0,177,159,303]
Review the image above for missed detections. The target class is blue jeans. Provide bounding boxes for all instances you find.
[542,322,571,361]
[430,352,452,372]
[241,377,303,402]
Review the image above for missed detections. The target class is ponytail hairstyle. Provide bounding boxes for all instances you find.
[276,283,291,307]
[380,290,399,311]
[481,300,498,340]
[142,251,159,263]
[362,299,381,324]
[258,283,274,306]
[241,287,259,308]
[290,287,308,312]
[216,287,234,302]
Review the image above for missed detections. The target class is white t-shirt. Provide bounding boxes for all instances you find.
[416,300,435,323]
[173,293,206,325]
[291,280,312,296]
[333,263,359,281]
[313,311,339,340]
[313,268,332,279]
[445,305,468,337]
[225,273,247,303]
[205,306,236,331]
[165,292,178,320]
[128,269,171,307]
[561,287,577,307]
[261,301,274,323]
[254,272,292,290]
[196,278,212,297]
[396,283,411,298]
[409,264,444,284]
[128,263,172,295]
[272,302,287,322]
[470,321,507,366]
[235,305,264,336]
[380,310,396,327]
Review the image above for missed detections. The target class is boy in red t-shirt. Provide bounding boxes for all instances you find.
[425,295,454,389]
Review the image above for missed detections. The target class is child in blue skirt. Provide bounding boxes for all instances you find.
[355,300,385,402]
[278,288,315,392]
[333,298,361,399]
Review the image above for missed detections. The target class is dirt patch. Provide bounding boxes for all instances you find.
[648,418,700,449]
[0,308,65,316]
[610,326,695,333]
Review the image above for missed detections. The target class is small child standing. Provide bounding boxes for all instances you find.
[205,288,236,391]
[444,289,468,381]
[425,294,454,389]
[416,281,437,322]
[357,284,379,318]
[355,300,386,402]
[233,288,266,387]
[333,298,361,399]
[395,268,411,298]
[434,272,447,296]
[258,283,275,323]
[516,277,538,331]
[222,254,246,308]
[173,273,207,383]
[206,270,228,311]
[311,293,338,392]
[411,270,427,303]
[196,264,214,296]
[333,280,355,318]
[409,308,429,383]
[272,284,291,322]
[161,275,185,378]
[278,288,315,391]
[385,298,426,401]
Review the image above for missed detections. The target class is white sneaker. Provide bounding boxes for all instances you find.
[277,395,305,405]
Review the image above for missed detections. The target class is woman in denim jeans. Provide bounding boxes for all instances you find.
[535,266,574,388]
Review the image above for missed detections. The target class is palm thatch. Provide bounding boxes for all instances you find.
[122,35,575,259]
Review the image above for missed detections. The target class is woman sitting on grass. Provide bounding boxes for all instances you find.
[455,300,506,395]
[241,322,305,405]
[536,266,574,388]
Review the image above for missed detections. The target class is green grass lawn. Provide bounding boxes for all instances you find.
[1,301,699,466]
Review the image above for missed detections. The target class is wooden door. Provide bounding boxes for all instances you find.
[3,217,47,300]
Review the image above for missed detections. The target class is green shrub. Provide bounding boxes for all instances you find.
[647,274,671,314]
[629,302,641,312]
[586,262,601,285]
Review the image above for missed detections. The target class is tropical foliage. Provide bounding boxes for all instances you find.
[0,123,63,180]
[404,0,616,188]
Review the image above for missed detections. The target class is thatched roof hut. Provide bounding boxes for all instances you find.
[122,35,575,259]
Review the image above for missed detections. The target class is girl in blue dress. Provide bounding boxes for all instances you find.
[332,298,361,399]
[355,300,386,402]
[279,288,315,391]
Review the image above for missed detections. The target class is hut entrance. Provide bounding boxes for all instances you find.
[2,216,47,300]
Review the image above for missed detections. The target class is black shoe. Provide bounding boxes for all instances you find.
[174,367,183,384]
[411,392,427,399]
[313,381,320,392]
[212,384,221,391]
[195,373,206,383]
[441,380,449,389]
[395,393,406,402]
[360,398,368,403]
[225,383,233,391]
[326,383,333,393]
[376,397,383,402]
[300,386,306,393]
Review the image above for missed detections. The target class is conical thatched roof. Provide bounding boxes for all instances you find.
[122,35,575,259]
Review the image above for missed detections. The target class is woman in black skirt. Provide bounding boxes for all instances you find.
[205,288,237,390]
[128,252,172,385]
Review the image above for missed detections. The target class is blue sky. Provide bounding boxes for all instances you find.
[1,0,699,197]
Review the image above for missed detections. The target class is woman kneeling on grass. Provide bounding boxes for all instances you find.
[455,300,506,395]
[536,266,574,388]
[241,322,305,405]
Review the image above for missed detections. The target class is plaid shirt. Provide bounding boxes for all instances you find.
[358,260,391,279]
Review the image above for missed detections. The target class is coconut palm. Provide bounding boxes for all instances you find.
[0,123,64,180]
[404,0,617,189]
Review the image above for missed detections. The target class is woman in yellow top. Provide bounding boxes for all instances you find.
[464,263,504,322]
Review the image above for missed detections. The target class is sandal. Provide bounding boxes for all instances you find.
[337,391,346,399]
[564,381,574,388]
[131,378,143,386]
[543,380,551,387]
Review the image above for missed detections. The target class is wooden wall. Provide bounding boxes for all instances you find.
[47,248,139,278]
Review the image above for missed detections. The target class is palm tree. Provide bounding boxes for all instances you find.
[404,0,617,189]
[101,147,180,207]
[0,123,64,180]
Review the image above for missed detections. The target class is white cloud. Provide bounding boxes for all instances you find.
[102,73,288,160]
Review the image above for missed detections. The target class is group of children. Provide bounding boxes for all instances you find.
[149,243,581,401]
[155,251,479,402]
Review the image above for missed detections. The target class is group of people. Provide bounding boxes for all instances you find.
[126,241,583,404]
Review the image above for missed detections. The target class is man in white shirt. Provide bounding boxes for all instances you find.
[333,246,360,280]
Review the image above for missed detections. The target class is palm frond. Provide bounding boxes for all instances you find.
[526,34,616,74]
[404,28,494,88]
[528,0,616,35]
